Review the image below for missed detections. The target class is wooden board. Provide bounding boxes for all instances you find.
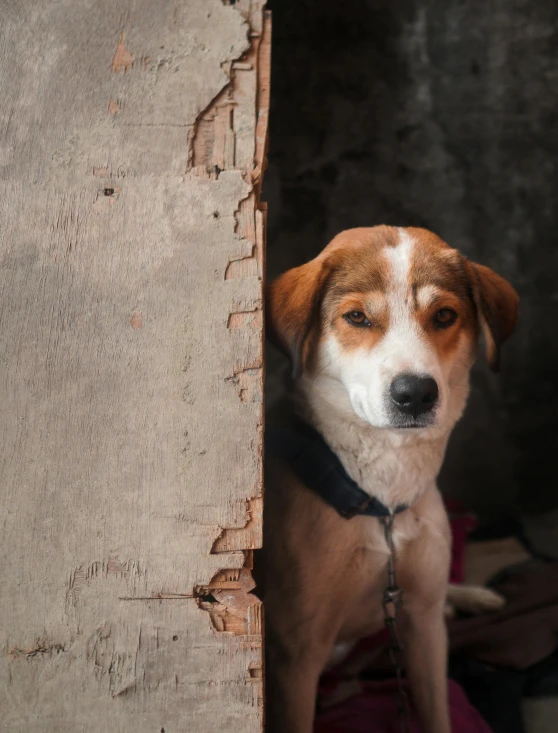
[0,1,269,730]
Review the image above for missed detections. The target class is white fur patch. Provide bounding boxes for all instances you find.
[416,284,441,310]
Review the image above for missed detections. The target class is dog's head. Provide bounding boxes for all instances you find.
[267,226,518,432]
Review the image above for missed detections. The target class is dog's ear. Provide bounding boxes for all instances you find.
[266,258,331,378]
[464,260,519,371]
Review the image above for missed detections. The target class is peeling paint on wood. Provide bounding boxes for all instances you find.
[0,1,269,730]
[112,32,135,73]
[227,309,263,329]
[212,497,263,553]
[196,568,262,636]
[108,98,121,115]
[130,309,143,329]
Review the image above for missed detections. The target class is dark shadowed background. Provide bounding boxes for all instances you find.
[264,0,558,526]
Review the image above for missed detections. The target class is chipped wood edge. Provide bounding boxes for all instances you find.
[187,5,269,706]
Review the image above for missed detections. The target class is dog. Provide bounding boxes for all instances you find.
[260,226,519,733]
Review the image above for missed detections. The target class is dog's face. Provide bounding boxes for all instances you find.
[268,226,519,433]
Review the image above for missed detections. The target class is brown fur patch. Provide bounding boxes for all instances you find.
[267,258,331,376]
[415,289,476,363]
[463,260,519,370]
[318,233,394,354]
[403,229,477,366]
[406,227,518,370]
[408,228,470,300]
[325,292,388,352]
[267,226,398,372]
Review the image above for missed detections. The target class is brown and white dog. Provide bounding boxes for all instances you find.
[262,226,519,733]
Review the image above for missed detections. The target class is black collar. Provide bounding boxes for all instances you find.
[265,418,408,520]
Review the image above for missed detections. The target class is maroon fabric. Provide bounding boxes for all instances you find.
[445,499,478,584]
[315,679,492,733]
[449,560,558,669]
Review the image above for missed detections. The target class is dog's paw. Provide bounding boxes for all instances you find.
[446,584,506,615]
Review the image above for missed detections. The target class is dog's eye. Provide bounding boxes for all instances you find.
[345,311,371,327]
[434,308,458,328]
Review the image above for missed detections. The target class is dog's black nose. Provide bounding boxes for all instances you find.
[390,374,439,416]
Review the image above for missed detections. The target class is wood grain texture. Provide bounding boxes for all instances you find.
[0,1,269,730]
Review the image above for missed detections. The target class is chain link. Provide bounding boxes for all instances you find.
[380,514,411,733]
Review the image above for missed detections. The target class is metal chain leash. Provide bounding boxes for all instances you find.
[380,514,411,733]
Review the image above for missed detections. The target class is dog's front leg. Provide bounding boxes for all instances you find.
[265,639,324,733]
[263,581,345,733]
[401,602,451,733]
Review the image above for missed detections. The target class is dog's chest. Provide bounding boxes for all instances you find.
[336,506,433,645]
[334,515,412,643]
[319,423,445,511]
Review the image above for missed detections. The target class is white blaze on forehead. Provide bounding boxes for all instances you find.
[384,229,414,302]
[383,229,416,325]
[380,229,440,377]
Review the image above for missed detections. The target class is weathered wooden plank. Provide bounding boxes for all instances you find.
[0,1,268,730]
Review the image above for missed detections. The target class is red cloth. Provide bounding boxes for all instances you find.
[445,498,477,584]
[449,560,558,669]
[315,679,492,733]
